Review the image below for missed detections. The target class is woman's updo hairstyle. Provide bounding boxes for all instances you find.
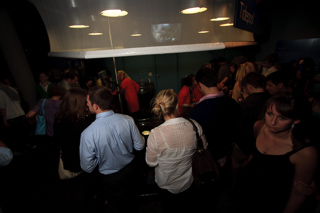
[152,89,178,120]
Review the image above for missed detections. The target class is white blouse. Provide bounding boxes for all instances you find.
[145,117,207,194]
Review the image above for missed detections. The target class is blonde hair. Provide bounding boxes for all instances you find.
[117,70,131,80]
[152,89,178,119]
[235,62,256,82]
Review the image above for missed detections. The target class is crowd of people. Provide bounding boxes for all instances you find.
[0,53,320,213]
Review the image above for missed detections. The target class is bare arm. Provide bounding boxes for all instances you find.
[283,146,318,213]
[26,110,37,118]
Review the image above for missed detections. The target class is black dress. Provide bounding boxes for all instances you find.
[233,144,312,213]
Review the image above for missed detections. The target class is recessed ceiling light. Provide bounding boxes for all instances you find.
[181,7,207,14]
[220,23,234,27]
[131,34,142,37]
[210,17,230,21]
[100,9,128,17]
[198,30,209,34]
[68,25,89,29]
[89,33,103,35]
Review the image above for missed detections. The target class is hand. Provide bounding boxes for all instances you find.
[294,181,316,196]
[217,83,224,90]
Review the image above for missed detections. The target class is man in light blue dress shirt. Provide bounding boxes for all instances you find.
[80,86,145,213]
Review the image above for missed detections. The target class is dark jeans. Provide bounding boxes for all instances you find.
[99,157,140,213]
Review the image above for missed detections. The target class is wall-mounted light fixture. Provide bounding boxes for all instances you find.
[180,0,207,14]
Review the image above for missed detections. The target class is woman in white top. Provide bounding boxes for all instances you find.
[145,89,207,213]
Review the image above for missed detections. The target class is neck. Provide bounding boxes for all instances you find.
[249,87,265,94]
[51,96,60,100]
[96,109,110,114]
[204,87,220,95]
[163,114,177,121]
[41,81,48,86]
[265,125,292,140]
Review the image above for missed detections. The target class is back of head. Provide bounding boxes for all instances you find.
[265,71,288,86]
[56,87,88,122]
[152,89,178,120]
[236,62,256,81]
[217,56,227,65]
[48,85,66,98]
[88,86,113,111]
[263,53,279,67]
[195,67,218,87]
[182,74,194,87]
[64,70,78,80]
[241,72,265,89]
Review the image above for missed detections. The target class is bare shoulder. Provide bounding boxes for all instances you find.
[254,120,265,137]
[291,145,318,164]
[296,146,318,158]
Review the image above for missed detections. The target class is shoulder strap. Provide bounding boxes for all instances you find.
[186,118,204,149]
[40,99,46,116]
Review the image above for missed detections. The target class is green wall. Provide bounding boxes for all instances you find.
[95,49,242,95]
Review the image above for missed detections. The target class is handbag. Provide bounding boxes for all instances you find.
[35,99,46,135]
[58,153,82,180]
[187,118,220,186]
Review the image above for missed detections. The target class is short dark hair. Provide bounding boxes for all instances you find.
[64,70,78,80]
[88,86,113,110]
[182,74,194,87]
[241,72,265,89]
[48,85,66,98]
[195,67,218,88]
[265,71,289,86]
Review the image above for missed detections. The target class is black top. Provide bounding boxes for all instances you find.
[54,114,95,172]
[234,144,311,213]
[190,95,241,160]
[237,92,270,155]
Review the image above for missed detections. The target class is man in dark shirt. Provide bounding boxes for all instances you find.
[190,67,241,210]
[232,72,270,182]
[190,67,241,166]
[237,72,270,155]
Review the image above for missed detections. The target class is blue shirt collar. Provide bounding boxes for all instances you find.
[96,110,114,119]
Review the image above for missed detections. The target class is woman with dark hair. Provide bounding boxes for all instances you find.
[233,93,318,213]
[217,62,238,96]
[27,85,66,137]
[177,74,203,118]
[54,88,95,176]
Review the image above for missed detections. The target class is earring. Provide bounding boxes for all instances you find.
[291,123,295,129]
